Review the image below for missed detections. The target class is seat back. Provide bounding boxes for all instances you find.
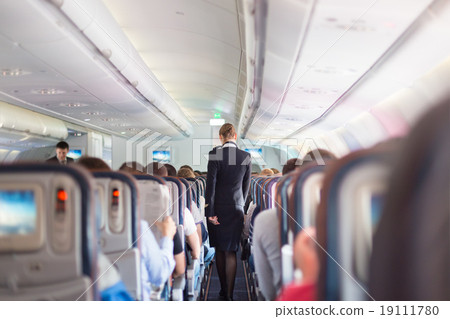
[317,148,393,301]
[179,178,192,212]
[133,175,170,241]
[0,163,98,300]
[92,171,141,300]
[163,177,185,226]
[370,99,450,300]
[290,164,326,234]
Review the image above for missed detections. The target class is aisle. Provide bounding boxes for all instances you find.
[204,250,251,301]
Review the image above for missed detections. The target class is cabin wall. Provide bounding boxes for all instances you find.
[111,135,128,170]
[162,124,213,172]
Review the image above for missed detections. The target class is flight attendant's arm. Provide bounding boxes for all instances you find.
[242,157,251,201]
[205,151,219,224]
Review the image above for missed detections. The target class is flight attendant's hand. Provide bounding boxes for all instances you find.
[208,216,220,225]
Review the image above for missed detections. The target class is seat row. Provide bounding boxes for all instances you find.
[0,164,210,301]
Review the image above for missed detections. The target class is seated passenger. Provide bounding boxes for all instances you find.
[253,149,335,300]
[140,217,176,300]
[172,231,186,278]
[77,157,176,300]
[146,162,168,176]
[119,161,145,174]
[179,164,194,174]
[97,253,134,301]
[277,228,318,301]
[164,163,177,177]
[194,170,202,177]
[178,167,205,250]
[260,168,274,176]
[77,156,110,170]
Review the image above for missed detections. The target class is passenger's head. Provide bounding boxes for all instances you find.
[293,227,319,283]
[119,161,144,173]
[271,168,280,174]
[282,149,336,175]
[77,156,111,171]
[177,167,195,179]
[55,141,69,162]
[282,158,300,175]
[260,168,274,176]
[194,170,202,177]
[179,165,193,173]
[164,163,177,177]
[219,123,237,143]
[146,162,168,176]
[119,161,145,174]
[302,149,336,165]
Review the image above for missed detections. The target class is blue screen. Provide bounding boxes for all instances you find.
[0,190,36,236]
[67,149,82,159]
[153,150,170,163]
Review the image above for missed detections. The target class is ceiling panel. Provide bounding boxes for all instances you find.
[102,0,242,126]
[247,0,435,141]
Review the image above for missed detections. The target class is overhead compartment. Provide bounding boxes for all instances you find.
[0,101,68,140]
[54,0,192,136]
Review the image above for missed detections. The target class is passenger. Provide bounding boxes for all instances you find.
[194,170,202,176]
[271,168,280,175]
[177,166,215,270]
[277,228,318,301]
[164,163,177,177]
[179,164,194,173]
[77,156,110,171]
[97,253,133,301]
[146,162,168,176]
[120,162,184,287]
[119,161,145,174]
[177,167,195,179]
[205,123,251,301]
[73,156,134,300]
[259,168,274,176]
[252,150,336,300]
[172,231,186,278]
[302,148,336,165]
[46,141,74,165]
[140,217,176,300]
[77,157,176,300]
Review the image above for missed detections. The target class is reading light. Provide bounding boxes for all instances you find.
[210,118,225,126]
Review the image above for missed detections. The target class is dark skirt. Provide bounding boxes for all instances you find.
[207,204,244,251]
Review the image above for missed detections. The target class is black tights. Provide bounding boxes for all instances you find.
[215,249,237,298]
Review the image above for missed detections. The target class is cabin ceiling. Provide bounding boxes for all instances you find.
[102,0,244,125]
[244,0,438,140]
[0,0,449,147]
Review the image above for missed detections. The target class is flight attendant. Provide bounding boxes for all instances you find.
[205,123,251,300]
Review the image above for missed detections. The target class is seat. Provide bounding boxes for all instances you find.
[369,98,450,300]
[163,176,186,300]
[133,174,171,300]
[316,146,394,301]
[179,178,201,301]
[0,163,99,300]
[92,171,141,300]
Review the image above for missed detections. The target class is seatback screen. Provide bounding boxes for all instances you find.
[0,190,36,236]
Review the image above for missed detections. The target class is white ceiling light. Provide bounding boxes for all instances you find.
[32,89,66,95]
